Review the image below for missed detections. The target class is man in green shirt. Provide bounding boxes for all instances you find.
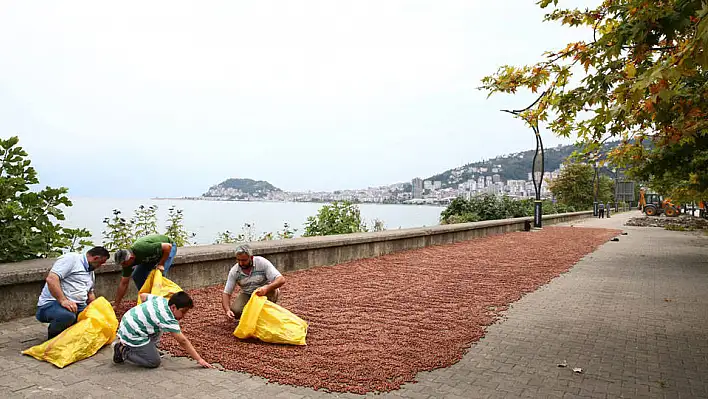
[112,234,177,306]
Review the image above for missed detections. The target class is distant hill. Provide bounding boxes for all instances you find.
[203,178,281,199]
[200,143,622,200]
[424,142,619,188]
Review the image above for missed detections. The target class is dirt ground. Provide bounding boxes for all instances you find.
[119,226,620,394]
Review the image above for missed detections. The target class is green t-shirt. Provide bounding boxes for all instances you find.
[121,234,172,277]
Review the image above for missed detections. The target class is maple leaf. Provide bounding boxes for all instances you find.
[481,0,708,199]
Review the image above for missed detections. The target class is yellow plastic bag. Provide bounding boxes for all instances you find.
[22,297,118,368]
[137,269,182,304]
[233,292,308,345]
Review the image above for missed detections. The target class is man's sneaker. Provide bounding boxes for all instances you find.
[112,340,124,364]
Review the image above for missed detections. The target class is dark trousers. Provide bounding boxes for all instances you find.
[36,301,87,340]
[122,333,162,368]
[599,209,605,218]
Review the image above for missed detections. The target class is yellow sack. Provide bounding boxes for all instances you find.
[22,297,118,368]
[137,269,182,304]
[233,292,308,345]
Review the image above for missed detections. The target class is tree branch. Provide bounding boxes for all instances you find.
[592,10,607,44]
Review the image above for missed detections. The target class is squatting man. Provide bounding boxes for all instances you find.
[221,244,286,321]
[35,247,111,340]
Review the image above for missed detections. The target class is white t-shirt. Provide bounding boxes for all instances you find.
[37,253,95,307]
[223,256,282,296]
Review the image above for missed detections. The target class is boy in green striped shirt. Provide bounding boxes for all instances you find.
[112,291,212,369]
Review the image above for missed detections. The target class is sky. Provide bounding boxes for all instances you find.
[0,0,595,197]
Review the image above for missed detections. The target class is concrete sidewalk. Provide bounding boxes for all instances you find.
[402,211,708,399]
[1,211,706,398]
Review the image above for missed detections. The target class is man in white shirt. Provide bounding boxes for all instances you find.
[221,244,285,321]
[35,247,110,339]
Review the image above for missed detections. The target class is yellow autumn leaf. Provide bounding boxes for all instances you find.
[625,63,637,78]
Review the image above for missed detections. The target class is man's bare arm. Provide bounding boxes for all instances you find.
[46,272,77,312]
[113,277,131,305]
[156,243,172,271]
[170,332,213,368]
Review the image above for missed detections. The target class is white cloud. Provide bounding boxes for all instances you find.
[0,0,595,196]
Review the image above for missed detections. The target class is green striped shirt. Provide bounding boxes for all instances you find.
[118,294,181,347]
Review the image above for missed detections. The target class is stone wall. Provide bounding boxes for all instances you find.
[0,211,592,322]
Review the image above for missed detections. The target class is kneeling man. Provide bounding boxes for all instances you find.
[113,291,212,369]
[221,244,285,321]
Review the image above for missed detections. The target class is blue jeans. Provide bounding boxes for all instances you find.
[36,301,87,340]
[131,243,177,290]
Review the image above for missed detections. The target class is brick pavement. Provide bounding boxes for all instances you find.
[1,211,706,398]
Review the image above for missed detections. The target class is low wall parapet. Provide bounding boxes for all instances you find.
[0,211,592,322]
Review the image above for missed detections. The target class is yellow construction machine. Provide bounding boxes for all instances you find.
[639,188,679,217]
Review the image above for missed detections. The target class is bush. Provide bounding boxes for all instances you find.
[101,209,134,252]
[440,197,478,224]
[303,201,368,237]
[0,136,92,262]
[165,206,195,246]
[101,205,194,250]
[215,222,297,244]
[441,195,576,225]
[214,222,297,244]
[442,195,534,224]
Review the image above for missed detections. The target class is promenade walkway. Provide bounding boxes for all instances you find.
[1,211,706,398]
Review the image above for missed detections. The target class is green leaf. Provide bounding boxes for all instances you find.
[0,136,89,262]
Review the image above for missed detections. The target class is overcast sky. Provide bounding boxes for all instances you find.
[0,0,594,198]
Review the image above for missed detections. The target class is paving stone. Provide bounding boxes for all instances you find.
[274,391,306,399]
[0,374,36,392]
[0,212,705,398]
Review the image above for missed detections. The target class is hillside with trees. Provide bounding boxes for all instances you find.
[424,142,619,189]
[203,178,282,199]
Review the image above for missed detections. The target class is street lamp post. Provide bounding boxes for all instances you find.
[612,167,619,212]
[592,161,599,217]
[502,92,546,229]
[531,125,544,228]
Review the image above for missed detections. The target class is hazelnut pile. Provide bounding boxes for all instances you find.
[128,226,617,394]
